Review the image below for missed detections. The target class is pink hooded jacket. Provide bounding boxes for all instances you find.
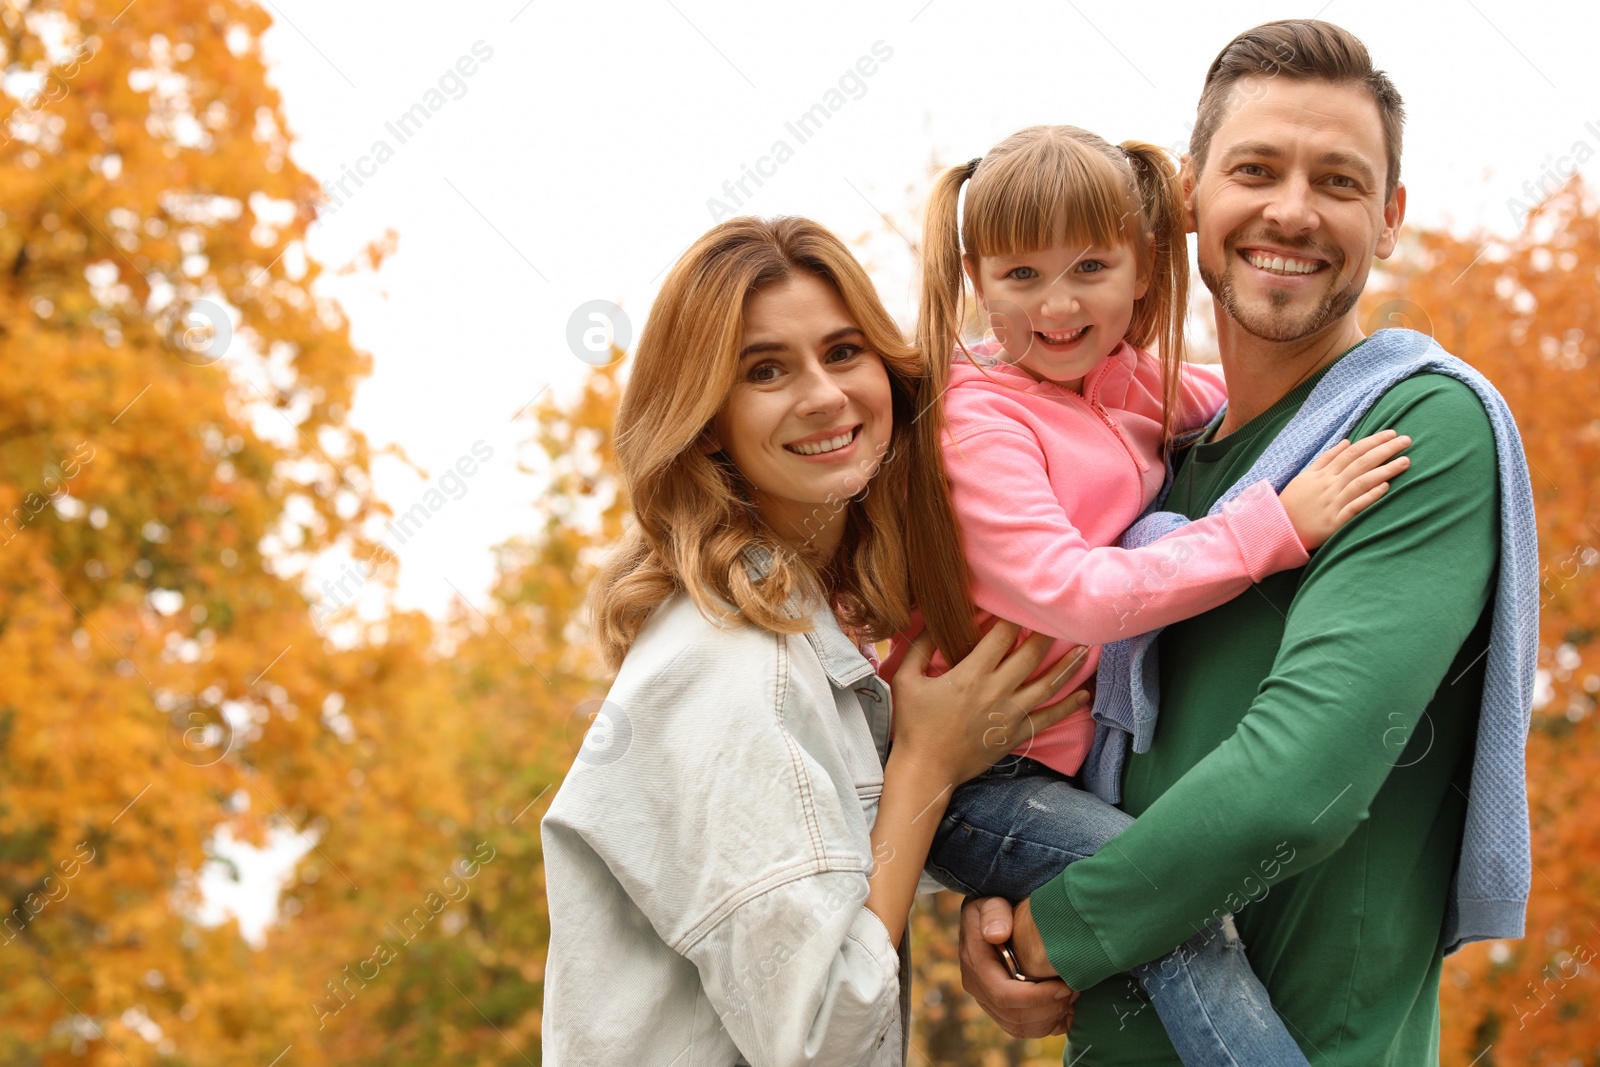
[880,342,1309,776]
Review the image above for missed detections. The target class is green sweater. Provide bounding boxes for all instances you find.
[1030,359,1500,1066]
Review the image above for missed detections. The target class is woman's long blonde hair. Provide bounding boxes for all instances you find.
[591,216,955,672]
[913,126,1190,664]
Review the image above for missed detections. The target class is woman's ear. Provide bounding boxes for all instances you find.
[698,429,722,455]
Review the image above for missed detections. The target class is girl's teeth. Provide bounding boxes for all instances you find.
[790,429,855,455]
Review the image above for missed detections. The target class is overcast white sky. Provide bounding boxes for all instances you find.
[255,0,1600,628]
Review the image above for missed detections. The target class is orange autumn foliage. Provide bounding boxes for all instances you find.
[3,0,1596,1061]
[1395,182,1600,1066]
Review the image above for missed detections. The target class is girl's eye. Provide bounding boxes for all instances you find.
[1078,260,1106,274]
[1005,266,1039,281]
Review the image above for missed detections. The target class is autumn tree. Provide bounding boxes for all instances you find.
[1395,180,1600,1066]
[0,0,397,1061]
[6,0,1591,1062]
[0,0,623,1059]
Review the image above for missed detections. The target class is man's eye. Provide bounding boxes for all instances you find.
[1327,174,1359,189]
[1006,266,1039,281]
[1236,164,1268,178]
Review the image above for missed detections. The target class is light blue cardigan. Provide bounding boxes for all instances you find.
[1083,328,1537,954]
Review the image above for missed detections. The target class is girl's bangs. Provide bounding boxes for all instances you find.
[966,141,1137,258]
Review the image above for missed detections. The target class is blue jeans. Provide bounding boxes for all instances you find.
[926,756,1310,1067]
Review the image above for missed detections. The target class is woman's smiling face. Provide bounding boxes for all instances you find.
[708,271,894,556]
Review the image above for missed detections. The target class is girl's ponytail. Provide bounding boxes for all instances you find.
[1119,140,1189,445]
[915,160,975,410]
[908,163,981,665]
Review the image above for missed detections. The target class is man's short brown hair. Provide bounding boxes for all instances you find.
[1191,20,1405,200]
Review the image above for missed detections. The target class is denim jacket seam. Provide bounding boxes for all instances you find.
[775,632,828,865]
[672,855,875,955]
[844,935,901,1045]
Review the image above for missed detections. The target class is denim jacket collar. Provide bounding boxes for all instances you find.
[740,544,878,690]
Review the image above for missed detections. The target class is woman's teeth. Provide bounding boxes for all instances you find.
[1244,251,1323,275]
[788,427,857,455]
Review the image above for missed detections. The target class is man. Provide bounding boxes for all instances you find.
[956,20,1531,1065]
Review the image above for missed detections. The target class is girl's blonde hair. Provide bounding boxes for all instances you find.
[913,125,1190,663]
[591,216,956,672]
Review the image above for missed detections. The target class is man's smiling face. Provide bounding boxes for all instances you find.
[1186,75,1405,344]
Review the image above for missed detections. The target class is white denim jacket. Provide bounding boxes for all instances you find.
[541,578,912,1066]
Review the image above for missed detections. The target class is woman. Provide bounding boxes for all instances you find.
[540,216,1085,1066]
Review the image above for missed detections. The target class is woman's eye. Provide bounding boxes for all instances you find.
[1005,266,1039,281]
[748,362,780,383]
[827,344,864,363]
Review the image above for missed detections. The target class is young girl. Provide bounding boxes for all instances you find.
[540,216,1088,1066]
[883,127,1413,1064]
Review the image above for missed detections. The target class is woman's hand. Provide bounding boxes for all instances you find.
[864,622,1086,952]
[1279,429,1412,550]
[889,620,1089,790]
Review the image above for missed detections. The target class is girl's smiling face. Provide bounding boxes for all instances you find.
[966,238,1150,392]
[707,272,894,556]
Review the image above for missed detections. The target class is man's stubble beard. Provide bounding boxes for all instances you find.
[1195,211,1366,344]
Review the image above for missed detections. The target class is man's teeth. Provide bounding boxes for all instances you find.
[1245,251,1323,275]
[789,429,855,455]
[1040,326,1088,343]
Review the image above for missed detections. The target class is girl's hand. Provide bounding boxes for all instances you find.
[1279,429,1412,550]
[889,621,1090,789]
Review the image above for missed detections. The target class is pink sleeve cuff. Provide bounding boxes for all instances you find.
[1218,480,1311,582]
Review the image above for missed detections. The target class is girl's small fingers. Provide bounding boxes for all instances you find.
[1336,482,1390,524]
[1344,434,1411,474]
[1364,457,1411,489]
[1328,431,1388,473]
[1340,457,1410,504]
[1348,428,1405,461]
[1337,476,1385,509]
[1310,439,1351,471]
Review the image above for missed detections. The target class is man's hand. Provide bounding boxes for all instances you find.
[959,896,1077,1038]
[1011,896,1057,979]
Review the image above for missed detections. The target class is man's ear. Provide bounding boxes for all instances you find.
[1179,153,1199,235]
[1375,181,1406,261]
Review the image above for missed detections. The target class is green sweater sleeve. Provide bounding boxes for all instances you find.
[1030,374,1501,990]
